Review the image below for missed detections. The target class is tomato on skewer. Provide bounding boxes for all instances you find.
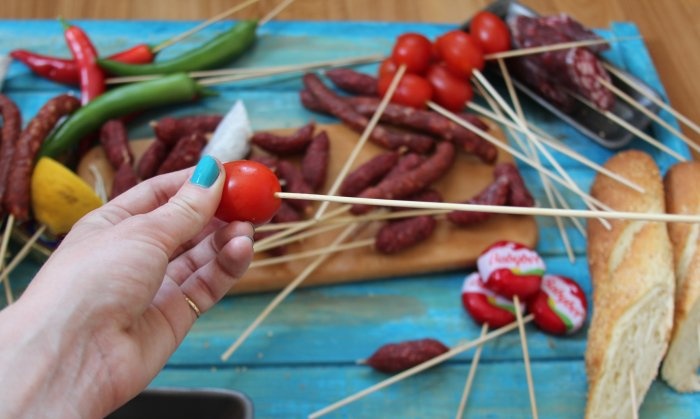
[470,11,511,54]
[216,160,281,225]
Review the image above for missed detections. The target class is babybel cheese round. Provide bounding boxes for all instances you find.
[461,272,525,328]
[527,274,588,335]
[477,241,545,300]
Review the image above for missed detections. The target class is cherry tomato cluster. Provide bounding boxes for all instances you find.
[216,160,282,225]
[462,241,588,336]
[378,11,510,112]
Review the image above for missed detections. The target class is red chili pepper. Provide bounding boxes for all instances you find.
[11,45,154,86]
[62,19,105,104]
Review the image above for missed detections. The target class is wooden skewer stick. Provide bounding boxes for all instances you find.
[466,101,645,194]
[455,323,489,419]
[427,101,614,217]
[0,215,15,304]
[276,192,700,224]
[493,58,574,263]
[485,37,639,60]
[569,91,687,162]
[603,63,700,138]
[308,315,534,419]
[598,77,700,155]
[514,295,538,419]
[151,0,264,53]
[256,208,450,232]
[259,0,295,26]
[255,221,349,253]
[107,53,384,85]
[314,64,407,219]
[630,370,639,419]
[221,224,358,361]
[0,224,47,287]
[251,238,374,268]
[472,70,612,221]
[253,204,349,251]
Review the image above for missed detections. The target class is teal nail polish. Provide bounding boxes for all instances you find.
[190,155,219,187]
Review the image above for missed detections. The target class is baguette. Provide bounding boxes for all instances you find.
[585,150,675,419]
[661,161,700,392]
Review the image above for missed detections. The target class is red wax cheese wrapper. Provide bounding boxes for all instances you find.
[477,241,545,300]
[461,272,525,328]
[528,274,588,335]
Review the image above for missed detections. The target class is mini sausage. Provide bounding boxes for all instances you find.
[339,151,399,197]
[100,119,133,169]
[252,121,315,155]
[301,130,330,191]
[156,131,208,175]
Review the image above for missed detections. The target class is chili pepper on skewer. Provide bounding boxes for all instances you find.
[61,19,106,105]
[97,20,258,76]
[10,44,154,86]
[39,73,208,158]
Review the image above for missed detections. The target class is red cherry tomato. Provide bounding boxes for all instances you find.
[216,160,281,225]
[528,274,588,335]
[477,241,545,300]
[470,11,511,54]
[426,63,473,112]
[378,58,399,79]
[435,30,485,78]
[378,72,433,109]
[391,32,434,75]
[461,272,523,328]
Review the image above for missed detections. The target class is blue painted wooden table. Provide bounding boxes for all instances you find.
[1,18,699,418]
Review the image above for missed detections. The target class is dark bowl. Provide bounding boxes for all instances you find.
[106,388,254,419]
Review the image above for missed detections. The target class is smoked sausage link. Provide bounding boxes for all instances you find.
[301,130,330,191]
[494,162,535,207]
[109,162,139,200]
[446,176,509,226]
[252,121,316,155]
[0,94,22,213]
[324,68,379,96]
[156,131,207,175]
[153,114,222,146]
[5,94,81,221]
[99,119,133,169]
[375,215,437,254]
[339,152,399,197]
[351,141,456,214]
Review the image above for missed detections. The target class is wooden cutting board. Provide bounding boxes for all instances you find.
[77,122,538,294]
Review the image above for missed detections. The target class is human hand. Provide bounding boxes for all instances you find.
[0,156,254,418]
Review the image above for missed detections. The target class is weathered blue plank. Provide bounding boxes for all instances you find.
[151,361,700,419]
[0,18,697,419]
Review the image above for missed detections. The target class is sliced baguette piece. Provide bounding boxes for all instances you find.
[585,150,675,419]
[661,161,700,392]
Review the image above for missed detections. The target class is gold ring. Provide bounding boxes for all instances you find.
[183,295,201,318]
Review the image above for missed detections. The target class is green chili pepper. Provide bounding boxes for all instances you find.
[98,20,258,77]
[40,73,206,158]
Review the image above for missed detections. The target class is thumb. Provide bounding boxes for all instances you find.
[136,155,224,255]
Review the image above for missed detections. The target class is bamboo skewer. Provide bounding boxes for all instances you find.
[466,101,645,194]
[455,323,488,419]
[514,295,538,419]
[151,0,264,53]
[107,54,384,85]
[256,208,450,232]
[630,371,639,419]
[494,58,574,263]
[221,224,358,361]
[308,316,534,419]
[275,191,700,224]
[314,64,407,219]
[598,77,700,154]
[0,215,15,304]
[0,224,47,288]
[484,37,639,61]
[251,238,374,268]
[253,204,349,251]
[472,70,612,223]
[603,63,700,138]
[569,92,686,162]
[427,101,615,217]
[255,221,349,253]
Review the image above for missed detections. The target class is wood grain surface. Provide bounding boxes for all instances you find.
[2,0,700,155]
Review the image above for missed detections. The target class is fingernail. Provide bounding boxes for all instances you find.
[190,155,219,188]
